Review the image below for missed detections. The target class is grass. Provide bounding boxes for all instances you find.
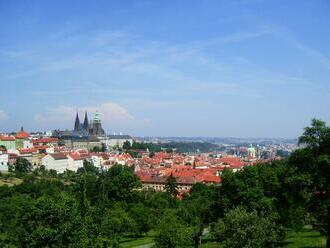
[0,176,23,186]
[281,227,326,248]
[200,242,220,248]
[119,231,155,248]
[200,227,326,248]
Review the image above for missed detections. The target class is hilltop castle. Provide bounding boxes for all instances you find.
[74,111,105,136]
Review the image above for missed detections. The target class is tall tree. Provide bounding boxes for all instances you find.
[296,119,330,246]
[211,207,278,248]
[14,157,33,173]
[165,173,179,197]
[154,211,194,248]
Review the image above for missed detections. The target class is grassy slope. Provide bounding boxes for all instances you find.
[119,231,155,248]
[281,228,326,248]
[107,228,327,248]
[0,177,23,186]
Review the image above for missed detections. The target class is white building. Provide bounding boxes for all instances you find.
[0,153,9,171]
[42,153,69,173]
[23,140,33,149]
[90,155,102,169]
[100,135,133,149]
[67,154,84,172]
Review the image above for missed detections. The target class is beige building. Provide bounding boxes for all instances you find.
[101,135,133,149]
[67,154,84,172]
[63,139,102,151]
[42,153,69,173]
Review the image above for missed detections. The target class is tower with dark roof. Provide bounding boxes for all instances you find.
[83,112,89,131]
[89,111,105,136]
[74,112,80,131]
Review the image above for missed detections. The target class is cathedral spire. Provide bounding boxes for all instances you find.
[74,112,80,131]
[83,111,89,131]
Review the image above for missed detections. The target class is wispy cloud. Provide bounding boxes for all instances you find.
[0,110,8,122]
[34,102,150,132]
[290,40,330,70]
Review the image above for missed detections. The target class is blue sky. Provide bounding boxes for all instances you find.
[0,0,329,137]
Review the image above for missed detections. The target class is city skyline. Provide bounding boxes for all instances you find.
[1,0,330,138]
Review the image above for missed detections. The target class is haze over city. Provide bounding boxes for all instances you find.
[1,0,329,137]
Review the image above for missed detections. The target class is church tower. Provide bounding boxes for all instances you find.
[83,111,89,131]
[74,112,80,131]
[90,111,105,136]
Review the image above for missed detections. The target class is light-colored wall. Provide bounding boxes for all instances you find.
[89,156,102,168]
[103,138,133,148]
[67,156,83,172]
[0,140,16,150]
[0,153,9,171]
[64,140,102,151]
[42,155,69,173]
[23,140,33,149]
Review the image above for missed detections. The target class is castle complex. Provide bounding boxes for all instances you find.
[74,111,105,136]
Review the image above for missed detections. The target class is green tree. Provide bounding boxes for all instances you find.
[165,173,179,197]
[299,118,330,152]
[178,183,218,247]
[122,140,131,150]
[0,192,88,247]
[129,203,152,236]
[14,157,33,173]
[101,164,141,202]
[295,119,330,246]
[211,207,278,248]
[77,160,99,175]
[97,206,137,246]
[154,211,194,248]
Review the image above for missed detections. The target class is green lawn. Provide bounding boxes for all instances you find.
[281,228,326,248]
[0,177,23,186]
[119,231,155,248]
[200,242,220,248]
[200,227,326,248]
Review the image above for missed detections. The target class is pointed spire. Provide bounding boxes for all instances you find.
[74,112,80,131]
[83,111,89,131]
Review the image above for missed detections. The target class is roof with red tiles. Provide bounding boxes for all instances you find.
[15,130,30,139]
[48,153,68,160]
[32,138,59,144]
[0,136,15,141]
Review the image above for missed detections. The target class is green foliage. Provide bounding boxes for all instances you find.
[77,160,99,175]
[101,164,141,202]
[281,227,326,248]
[131,141,161,152]
[211,207,278,248]
[299,118,330,152]
[127,149,141,158]
[122,140,132,150]
[14,157,33,174]
[129,203,153,236]
[0,192,88,247]
[90,144,106,152]
[131,141,218,153]
[154,211,194,248]
[165,173,179,197]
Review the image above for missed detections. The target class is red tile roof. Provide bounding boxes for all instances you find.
[0,136,15,141]
[32,138,59,144]
[49,153,68,160]
[18,148,38,154]
[15,130,30,139]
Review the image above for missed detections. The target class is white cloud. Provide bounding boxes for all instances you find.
[0,110,8,121]
[34,102,149,132]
